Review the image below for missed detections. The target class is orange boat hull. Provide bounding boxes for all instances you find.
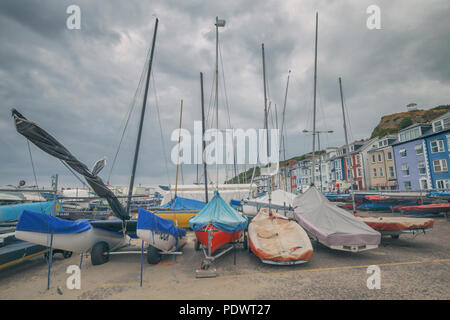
[195,224,242,254]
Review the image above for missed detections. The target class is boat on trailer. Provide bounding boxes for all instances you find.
[136,208,186,264]
[15,210,129,265]
[358,216,434,239]
[189,190,248,269]
[293,187,381,252]
[144,196,205,228]
[398,203,450,215]
[248,208,313,265]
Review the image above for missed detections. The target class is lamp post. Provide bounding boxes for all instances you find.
[302,129,334,192]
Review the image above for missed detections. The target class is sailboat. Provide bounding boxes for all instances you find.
[188,17,248,269]
[293,13,381,252]
[13,18,186,265]
[247,44,313,265]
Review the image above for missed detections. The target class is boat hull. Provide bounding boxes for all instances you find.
[136,229,186,252]
[248,209,313,264]
[15,227,127,253]
[359,217,434,232]
[195,224,242,254]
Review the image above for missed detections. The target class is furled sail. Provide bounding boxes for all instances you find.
[11,109,130,220]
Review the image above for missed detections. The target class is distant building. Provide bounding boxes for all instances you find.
[367,135,398,190]
[392,114,450,191]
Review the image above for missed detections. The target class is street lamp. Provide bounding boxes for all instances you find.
[302,129,334,192]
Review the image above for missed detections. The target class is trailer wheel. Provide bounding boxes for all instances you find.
[391,235,400,239]
[63,251,73,259]
[147,245,161,264]
[91,242,109,265]
[194,240,201,251]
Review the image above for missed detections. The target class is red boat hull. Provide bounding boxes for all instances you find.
[195,224,243,254]
[399,203,450,214]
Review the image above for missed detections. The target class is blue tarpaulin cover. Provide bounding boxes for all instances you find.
[0,201,63,222]
[189,190,248,233]
[16,210,91,234]
[154,196,206,211]
[137,208,186,238]
[427,192,450,198]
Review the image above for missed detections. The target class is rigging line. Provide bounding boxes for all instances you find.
[151,71,172,198]
[59,159,89,189]
[107,47,150,184]
[26,140,39,189]
[206,69,216,130]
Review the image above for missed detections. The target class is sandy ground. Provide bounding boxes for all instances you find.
[0,210,449,300]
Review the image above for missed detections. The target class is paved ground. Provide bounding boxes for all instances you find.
[0,210,449,300]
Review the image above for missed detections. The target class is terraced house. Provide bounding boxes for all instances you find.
[392,112,450,191]
[367,135,397,190]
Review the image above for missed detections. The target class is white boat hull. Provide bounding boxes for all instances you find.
[15,227,128,253]
[137,229,186,252]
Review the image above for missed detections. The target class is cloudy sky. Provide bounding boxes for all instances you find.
[0,0,449,188]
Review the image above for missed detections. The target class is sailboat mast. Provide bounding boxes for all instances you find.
[261,43,272,207]
[339,77,356,213]
[214,17,225,189]
[126,18,158,216]
[281,70,291,191]
[175,99,183,197]
[200,72,209,203]
[312,12,318,185]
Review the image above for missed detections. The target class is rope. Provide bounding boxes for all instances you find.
[107,43,151,184]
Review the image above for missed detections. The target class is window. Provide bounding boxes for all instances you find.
[389,166,394,177]
[404,181,412,191]
[379,167,383,177]
[373,168,377,177]
[447,134,450,151]
[387,152,392,160]
[357,168,362,177]
[377,154,382,162]
[419,179,428,190]
[433,120,443,132]
[418,161,426,175]
[414,144,423,155]
[400,149,407,157]
[436,179,450,190]
[355,155,360,164]
[433,159,448,173]
[371,155,376,163]
[401,164,410,176]
[430,139,444,153]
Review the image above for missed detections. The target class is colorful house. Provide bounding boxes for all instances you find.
[367,135,398,190]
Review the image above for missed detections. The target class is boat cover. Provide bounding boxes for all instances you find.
[153,196,205,211]
[359,217,435,231]
[426,192,450,198]
[12,109,129,221]
[16,210,91,234]
[189,190,248,233]
[0,201,62,222]
[251,189,296,207]
[137,208,186,238]
[293,187,380,247]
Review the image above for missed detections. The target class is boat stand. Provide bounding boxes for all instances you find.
[195,229,245,278]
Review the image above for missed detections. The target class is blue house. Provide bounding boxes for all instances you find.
[392,123,431,191]
[424,112,450,189]
[392,112,450,191]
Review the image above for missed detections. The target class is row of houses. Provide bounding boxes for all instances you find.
[283,112,450,193]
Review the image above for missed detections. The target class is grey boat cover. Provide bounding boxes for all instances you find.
[293,187,380,247]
